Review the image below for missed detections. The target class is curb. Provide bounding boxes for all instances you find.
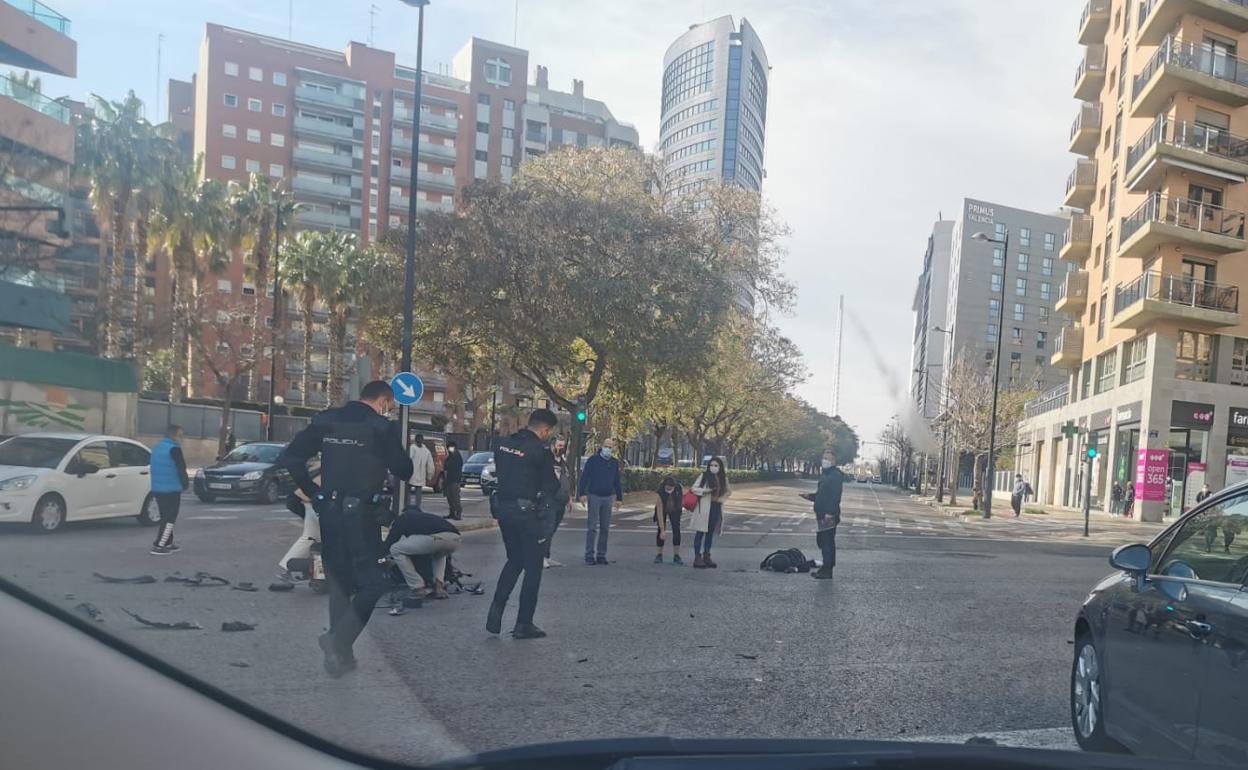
[456,518,498,533]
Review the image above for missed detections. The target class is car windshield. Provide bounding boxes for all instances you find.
[0,437,78,469]
[222,444,282,464]
[7,2,1248,768]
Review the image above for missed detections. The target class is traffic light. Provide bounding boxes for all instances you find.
[1087,446,1098,459]
[575,401,587,424]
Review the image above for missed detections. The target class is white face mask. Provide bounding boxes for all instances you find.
[821,459,833,469]
[709,465,720,474]
[601,447,614,459]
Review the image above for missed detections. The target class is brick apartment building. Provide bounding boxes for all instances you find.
[163,24,637,437]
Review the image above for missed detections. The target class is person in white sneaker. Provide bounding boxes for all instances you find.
[545,437,571,568]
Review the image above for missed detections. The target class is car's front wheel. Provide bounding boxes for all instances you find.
[258,479,279,505]
[30,494,66,534]
[137,494,161,526]
[1072,632,1117,752]
[195,489,216,503]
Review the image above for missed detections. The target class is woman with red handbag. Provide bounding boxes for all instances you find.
[654,477,685,565]
[690,457,731,569]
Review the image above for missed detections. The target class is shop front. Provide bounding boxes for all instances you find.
[1112,401,1142,513]
[1087,409,1112,510]
[1168,400,1214,518]
[1225,406,1248,491]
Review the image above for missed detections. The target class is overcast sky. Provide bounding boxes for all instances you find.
[36,0,1082,452]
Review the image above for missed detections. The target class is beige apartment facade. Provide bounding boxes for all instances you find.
[1016,0,1248,522]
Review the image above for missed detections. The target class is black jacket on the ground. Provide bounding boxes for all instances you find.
[444,450,464,484]
[384,510,460,549]
[814,467,844,519]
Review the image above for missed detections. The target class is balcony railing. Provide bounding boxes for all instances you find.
[1066,159,1096,194]
[293,115,356,141]
[294,84,362,112]
[1120,192,1246,243]
[0,73,69,124]
[1079,0,1110,30]
[292,146,356,171]
[1058,270,1089,303]
[1024,383,1070,420]
[1127,116,1248,172]
[393,108,458,132]
[1134,36,1248,101]
[1069,102,1102,141]
[12,0,71,34]
[1074,44,1107,95]
[1114,270,1239,316]
[1062,213,1094,249]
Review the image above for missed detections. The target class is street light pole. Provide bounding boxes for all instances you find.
[972,230,1010,519]
[396,0,428,514]
[266,203,284,440]
[930,325,953,503]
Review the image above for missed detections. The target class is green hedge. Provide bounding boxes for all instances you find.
[621,468,795,494]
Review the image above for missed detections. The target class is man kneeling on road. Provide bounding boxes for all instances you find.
[386,508,462,601]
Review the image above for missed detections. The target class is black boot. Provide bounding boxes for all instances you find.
[512,623,547,639]
[811,567,835,580]
[486,602,504,635]
[318,633,345,677]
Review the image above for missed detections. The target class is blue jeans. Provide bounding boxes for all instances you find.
[584,494,614,560]
[693,501,722,554]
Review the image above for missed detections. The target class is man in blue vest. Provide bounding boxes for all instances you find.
[150,424,190,555]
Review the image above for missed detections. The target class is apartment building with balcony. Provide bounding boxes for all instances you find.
[172,24,635,433]
[1016,0,1248,521]
[0,0,77,347]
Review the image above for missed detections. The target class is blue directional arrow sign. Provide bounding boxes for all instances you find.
[390,372,424,405]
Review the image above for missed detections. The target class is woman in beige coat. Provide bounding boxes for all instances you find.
[690,456,730,568]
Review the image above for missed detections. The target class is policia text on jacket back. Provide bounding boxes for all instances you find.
[278,380,414,677]
[487,408,562,639]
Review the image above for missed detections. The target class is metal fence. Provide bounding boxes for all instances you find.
[137,399,309,442]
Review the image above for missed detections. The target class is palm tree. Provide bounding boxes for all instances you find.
[129,122,177,370]
[75,91,149,358]
[227,174,296,401]
[147,155,227,402]
[315,231,365,406]
[281,231,330,405]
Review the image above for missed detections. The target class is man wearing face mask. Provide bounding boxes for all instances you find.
[811,450,844,580]
[487,408,562,639]
[577,437,624,566]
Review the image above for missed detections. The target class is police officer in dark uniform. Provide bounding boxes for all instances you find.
[278,380,413,676]
[487,408,561,639]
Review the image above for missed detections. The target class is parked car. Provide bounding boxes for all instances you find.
[407,433,451,492]
[1070,481,1248,763]
[480,461,497,495]
[460,451,494,486]
[0,432,160,533]
[193,442,311,504]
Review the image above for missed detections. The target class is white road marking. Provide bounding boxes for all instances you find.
[188,515,239,521]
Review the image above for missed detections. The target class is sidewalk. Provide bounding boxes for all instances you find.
[909,490,1167,532]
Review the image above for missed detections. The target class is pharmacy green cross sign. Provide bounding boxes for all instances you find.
[1060,421,1081,440]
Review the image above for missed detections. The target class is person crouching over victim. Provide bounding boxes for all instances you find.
[386,508,462,601]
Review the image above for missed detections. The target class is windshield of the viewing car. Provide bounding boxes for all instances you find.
[6,1,1242,768]
[223,445,282,464]
[0,437,78,469]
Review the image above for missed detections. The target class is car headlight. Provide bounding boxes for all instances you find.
[241,471,264,481]
[0,475,37,492]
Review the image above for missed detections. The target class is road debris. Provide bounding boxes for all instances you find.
[74,602,103,622]
[267,582,294,592]
[221,621,256,632]
[123,609,202,630]
[229,662,251,668]
[93,573,157,585]
[735,653,759,660]
[165,572,231,587]
[232,582,259,592]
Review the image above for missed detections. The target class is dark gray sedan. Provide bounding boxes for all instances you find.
[1071,482,1248,764]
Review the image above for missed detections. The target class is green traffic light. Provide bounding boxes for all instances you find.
[1087,447,1098,459]
[576,410,586,422]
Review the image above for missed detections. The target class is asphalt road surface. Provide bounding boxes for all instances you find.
[0,480,1141,764]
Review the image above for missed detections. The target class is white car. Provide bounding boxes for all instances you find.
[0,432,161,533]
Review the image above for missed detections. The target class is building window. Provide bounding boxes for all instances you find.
[224,93,238,107]
[475,150,488,162]
[1036,330,1048,351]
[271,133,285,147]
[1123,337,1148,384]
[992,247,1003,268]
[1011,327,1023,343]
[501,155,513,167]
[986,324,999,343]
[243,283,256,296]
[433,391,445,403]
[1015,277,1027,297]
[477,93,491,105]
[388,215,400,228]
[1044,232,1056,252]
[1232,338,1248,386]
[1009,351,1023,384]
[273,71,287,86]
[1019,227,1031,247]
[249,66,263,82]
[1096,292,1107,340]
[1081,361,1093,399]
[502,127,514,139]
[1013,303,1025,321]
[1095,349,1118,394]
[484,58,512,85]
[476,121,489,133]
[222,123,237,138]
[991,274,1002,292]
[994,222,1007,239]
[1176,330,1214,382]
[988,298,1000,318]
[224,61,239,76]
[272,103,286,117]
[503,98,516,111]
[245,159,260,173]
[269,163,284,178]
[247,98,262,112]
[246,128,261,143]
[1039,282,1051,301]
[1017,252,1029,272]
[221,154,236,169]
[217,279,232,294]
[1041,256,1054,276]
